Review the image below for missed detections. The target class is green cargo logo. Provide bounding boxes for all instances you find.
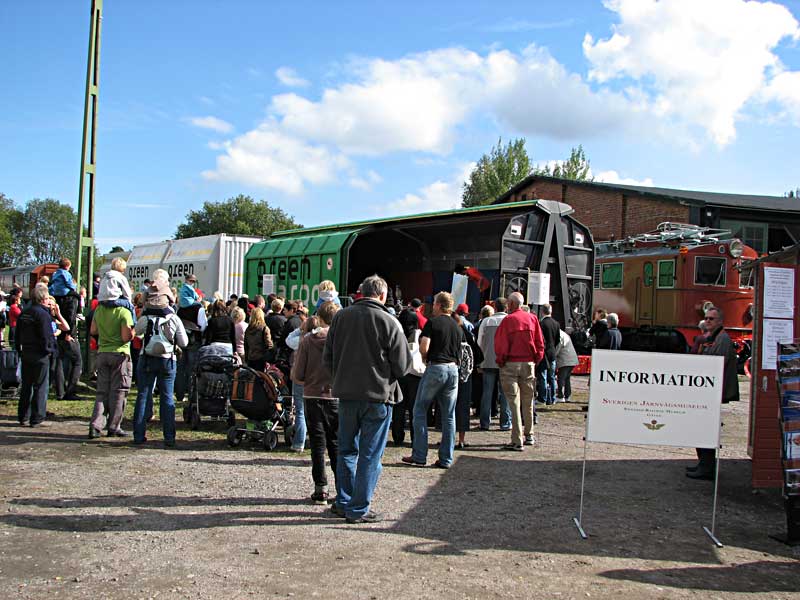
[256,257,327,305]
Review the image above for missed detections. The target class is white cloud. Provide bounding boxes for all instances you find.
[593,170,654,187]
[187,116,234,134]
[201,121,351,195]
[374,164,473,216]
[275,67,310,88]
[762,70,800,124]
[348,170,383,191]
[583,0,800,145]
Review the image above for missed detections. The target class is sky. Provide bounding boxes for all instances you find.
[2,0,800,253]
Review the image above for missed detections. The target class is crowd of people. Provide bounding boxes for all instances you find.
[9,257,739,522]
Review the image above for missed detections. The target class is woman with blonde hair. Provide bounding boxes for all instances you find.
[244,308,273,371]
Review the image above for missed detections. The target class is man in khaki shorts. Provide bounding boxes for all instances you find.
[494,292,544,451]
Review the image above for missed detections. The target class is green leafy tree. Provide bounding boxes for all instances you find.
[109,246,127,253]
[462,138,532,208]
[0,193,23,267]
[21,198,80,264]
[175,195,301,239]
[534,145,593,181]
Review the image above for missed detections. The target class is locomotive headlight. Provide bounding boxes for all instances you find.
[729,239,744,258]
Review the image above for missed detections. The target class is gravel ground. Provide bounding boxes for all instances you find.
[1,376,799,600]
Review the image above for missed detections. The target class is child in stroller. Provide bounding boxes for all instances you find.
[227,363,295,450]
[183,344,238,430]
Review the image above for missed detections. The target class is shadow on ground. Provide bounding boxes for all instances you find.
[600,560,800,593]
[375,454,794,567]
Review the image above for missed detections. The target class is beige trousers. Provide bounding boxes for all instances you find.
[499,361,536,447]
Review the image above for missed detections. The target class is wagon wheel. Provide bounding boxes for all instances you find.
[503,276,527,299]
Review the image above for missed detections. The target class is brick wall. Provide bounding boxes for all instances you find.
[506,178,691,241]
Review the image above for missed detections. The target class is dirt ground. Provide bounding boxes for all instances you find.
[1,375,799,600]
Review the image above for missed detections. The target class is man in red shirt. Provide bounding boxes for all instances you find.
[494,291,544,451]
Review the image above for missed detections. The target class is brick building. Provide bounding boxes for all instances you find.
[495,175,800,254]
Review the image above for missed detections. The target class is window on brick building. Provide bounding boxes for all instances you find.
[720,219,767,254]
[657,260,675,288]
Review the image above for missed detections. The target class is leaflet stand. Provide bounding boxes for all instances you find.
[702,443,724,548]
[572,418,589,539]
[772,341,800,545]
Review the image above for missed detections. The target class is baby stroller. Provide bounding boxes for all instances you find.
[183,344,238,430]
[227,364,295,450]
[0,347,20,402]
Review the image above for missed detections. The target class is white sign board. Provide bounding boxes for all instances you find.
[262,274,275,296]
[762,318,795,370]
[587,350,723,449]
[527,272,550,305]
[763,266,795,319]
[451,273,468,306]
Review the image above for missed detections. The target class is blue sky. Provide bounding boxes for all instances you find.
[3,0,800,252]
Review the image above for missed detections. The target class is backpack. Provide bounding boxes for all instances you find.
[458,341,473,382]
[143,316,174,357]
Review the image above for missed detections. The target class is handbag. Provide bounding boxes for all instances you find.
[408,329,426,376]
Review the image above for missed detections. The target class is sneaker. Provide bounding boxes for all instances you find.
[107,429,129,437]
[290,447,304,453]
[401,456,426,467]
[346,510,381,524]
[432,460,450,469]
[88,427,102,439]
[328,504,346,518]
[524,435,534,446]
[164,439,176,448]
[503,443,524,452]
[311,491,329,505]
[29,421,51,428]
[564,396,571,403]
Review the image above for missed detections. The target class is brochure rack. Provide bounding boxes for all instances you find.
[776,341,800,545]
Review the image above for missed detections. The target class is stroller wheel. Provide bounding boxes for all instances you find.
[283,424,296,447]
[263,430,278,451]
[226,426,241,447]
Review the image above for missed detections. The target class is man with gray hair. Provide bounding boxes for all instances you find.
[607,312,622,350]
[324,275,412,523]
[494,292,544,450]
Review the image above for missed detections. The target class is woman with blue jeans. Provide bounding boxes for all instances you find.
[132,279,187,447]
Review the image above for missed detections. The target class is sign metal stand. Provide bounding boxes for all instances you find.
[702,448,724,548]
[572,417,589,539]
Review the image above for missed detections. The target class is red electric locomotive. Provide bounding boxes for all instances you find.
[592,223,758,370]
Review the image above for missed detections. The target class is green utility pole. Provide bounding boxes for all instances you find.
[75,0,102,299]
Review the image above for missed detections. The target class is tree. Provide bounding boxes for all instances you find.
[22,198,79,264]
[0,193,23,267]
[462,138,532,208]
[109,246,127,253]
[175,195,301,239]
[533,145,593,181]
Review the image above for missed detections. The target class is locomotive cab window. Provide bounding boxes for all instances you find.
[657,260,675,289]
[694,256,727,286]
[600,262,623,289]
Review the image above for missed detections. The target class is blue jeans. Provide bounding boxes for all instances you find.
[480,368,511,430]
[536,359,557,405]
[412,363,458,467]
[133,355,176,443]
[292,382,306,450]
[336,400,392,519]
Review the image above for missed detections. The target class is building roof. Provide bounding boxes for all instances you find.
[496,175,800,213]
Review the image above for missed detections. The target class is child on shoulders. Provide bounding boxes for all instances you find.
[97,257,136,318]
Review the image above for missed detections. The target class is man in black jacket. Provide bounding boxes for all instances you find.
[323,275,412,524]
[536,303,560,405]
[16,284,69,426]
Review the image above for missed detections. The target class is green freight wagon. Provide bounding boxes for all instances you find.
[244,199,594,336]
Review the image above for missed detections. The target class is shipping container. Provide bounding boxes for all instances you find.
[244,200,594,336]
[126,234,261,299]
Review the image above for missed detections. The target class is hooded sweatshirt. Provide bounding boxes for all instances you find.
[315,289,342,312]
[291,327,334,399]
